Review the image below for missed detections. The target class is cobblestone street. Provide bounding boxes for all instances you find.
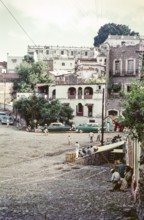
[0,125,137,219]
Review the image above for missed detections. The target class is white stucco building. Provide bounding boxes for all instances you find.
[49,83,106,125]
[7,55,23,73]
[53,57,75,71]
[103,35,142,47]
[27,45,94,61]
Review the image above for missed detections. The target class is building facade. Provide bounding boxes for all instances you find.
[27,45,94,61]
[7,55,23,73]
[103,35,144,116]
[49,83,106,125]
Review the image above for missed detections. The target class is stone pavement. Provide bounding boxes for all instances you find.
[0,164,138,220]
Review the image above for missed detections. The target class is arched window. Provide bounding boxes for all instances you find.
[108,110,118,116]
[68,87,76,99]
[84,87,93,99]
[52,89,56,99]
[76,103,83,116]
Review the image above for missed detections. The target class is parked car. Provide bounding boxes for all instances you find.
[76,123,105,133]
[1,115,14,125]
[47,122,71,132]
[0,112,7,121]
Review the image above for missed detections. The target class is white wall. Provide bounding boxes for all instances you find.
[7,56,23,73]
[49,84,105,126]
[53,59,75,71]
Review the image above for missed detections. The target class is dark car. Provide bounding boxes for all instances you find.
[76,123,105,133]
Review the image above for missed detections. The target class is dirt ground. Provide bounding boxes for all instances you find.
[0,125,137,220]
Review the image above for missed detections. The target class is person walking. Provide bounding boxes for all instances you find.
[67,135,71,145]
[16,118,20,128]
[89,132,94,143]
[43,124,48,136]
[96,129,101,142]
[6,117,10,127]
[75,141,80,159]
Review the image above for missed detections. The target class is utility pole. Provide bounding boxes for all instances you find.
[101,88,104,146]
[3,72,6,111]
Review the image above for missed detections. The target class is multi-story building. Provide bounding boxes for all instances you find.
[27,45,94,61]
[102,35,144,116]
[104,35,143,47]
[48,83,106,125]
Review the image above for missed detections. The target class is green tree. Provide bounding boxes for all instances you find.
[123,82,144,141]
[123,82,144,219]
[13,60,53,93]
[41,99,74,125]
[23,55,34,63]
[14,95,47,126]
[14,97,73,126]
[94,23,139,47]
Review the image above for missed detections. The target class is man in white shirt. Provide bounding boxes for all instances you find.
[110,168,121,191]
[89,132,94,143]
[75,142,80,159]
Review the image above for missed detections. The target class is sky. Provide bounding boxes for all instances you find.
[0,0,144,61]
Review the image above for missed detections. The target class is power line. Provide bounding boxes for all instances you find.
[0,0,37,46]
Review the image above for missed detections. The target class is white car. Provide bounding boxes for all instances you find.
[1,116,14,125]
[0,112,7,121]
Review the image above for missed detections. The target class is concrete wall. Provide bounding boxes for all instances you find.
[53,58,75,71]
[75,151,111,166]
[0,82,13,105]
[7,56,23,73]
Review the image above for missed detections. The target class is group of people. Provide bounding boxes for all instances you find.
[89,130,101,143]
[110,161,133,192]
[74,141,98,159]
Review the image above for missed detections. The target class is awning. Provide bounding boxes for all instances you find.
[96,141,125,153]
[111,149,124,153]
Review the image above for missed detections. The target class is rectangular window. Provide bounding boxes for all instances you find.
[71,51,73,56]
[115,60,120,72]
[127,60,134,74]
[85,51,88,56]
[61,51,64,55]
[127,85,131,92]
[11,59,17,63]
[89,120,95,123]
[46,50,49,55]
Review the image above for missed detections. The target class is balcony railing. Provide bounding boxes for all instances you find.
[68,94,76,99]
[78,95,82,99]
[84,95,93,99]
